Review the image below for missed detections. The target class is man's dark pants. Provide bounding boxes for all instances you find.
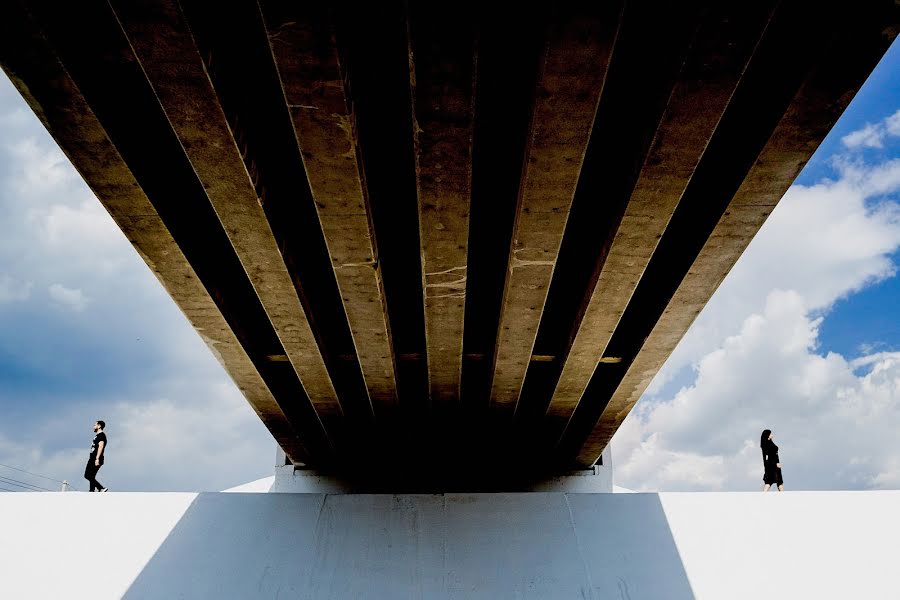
[84,458,104,492]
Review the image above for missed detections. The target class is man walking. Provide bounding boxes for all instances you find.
[84,420,108,492]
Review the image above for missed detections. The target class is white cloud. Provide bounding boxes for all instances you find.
[0,71,276,492]
[885,110,900,137]
[47,283,88,312]
[842,123,884,148]
[35,200,120,249]
[646,153,900,396]
[0,106,31,129]
[614,292,900,491]
[840,108,900,150]
[30,199,127,275]
[850,351,900,370]
[0,274,31,303]
[5,137,77,195]
[103,382,275,491]
[613,122,900,490]
[0,434,83,492]
[0,379,275,492]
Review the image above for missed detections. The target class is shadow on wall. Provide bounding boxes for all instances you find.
[123,493,694,600]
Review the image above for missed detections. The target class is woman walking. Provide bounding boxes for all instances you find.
[761,429,783,491]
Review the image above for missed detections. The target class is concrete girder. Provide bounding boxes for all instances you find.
[175,0,380,433]
[408,9,477,408]
[507,3,703,440]
[258,2,399,416]
[110,0,343,436]
[0,1,314,464]
[1,1,895,475]
[545,4,777,422]
[489,7,621,415]
[567,1,900,467]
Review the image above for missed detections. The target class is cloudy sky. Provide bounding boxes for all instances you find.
[1,40,899,493]
[0,73,274,492]
[612,41,900,491]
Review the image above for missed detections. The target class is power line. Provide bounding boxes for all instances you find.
[0,476,50,491]
[0,462,67,484]
[0,478,40,491]
[0,485,19,492]
[0,475,53,492]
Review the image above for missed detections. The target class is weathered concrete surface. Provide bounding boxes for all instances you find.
[3,491,900,599]
[571,3,899,465]
[1,2,895,472]
[409,10,477,408]
[547,4,775,422]
[490,8,620,414]
[112,0,342,421]
[0,2,311,464]
[260,3,399,416]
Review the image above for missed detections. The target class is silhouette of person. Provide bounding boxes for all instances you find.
[84,420,108,492]
[761,429,783,492]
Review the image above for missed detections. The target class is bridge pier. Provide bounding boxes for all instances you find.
[271,444,613,494]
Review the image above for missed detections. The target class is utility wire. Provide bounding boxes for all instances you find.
[0,485,19,492]
[0,476,50,491]
[0,478,40,491]
[0,475,53,492]
[0,462,67,484]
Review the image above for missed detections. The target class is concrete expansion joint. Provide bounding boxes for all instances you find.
[335,260,377,270]
[425,266,466,296]
[425,276,466,289]
[510,258,555,270]
[425,265,467,276]
[510,247,555,270]
[427,290,465,299]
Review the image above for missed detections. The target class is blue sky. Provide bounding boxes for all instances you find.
[1,40,899,492]
[0,76,274,491]
[612,41,900,491]
[802,42,900,359]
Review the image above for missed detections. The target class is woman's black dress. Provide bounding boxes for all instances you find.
[762,440,783,486]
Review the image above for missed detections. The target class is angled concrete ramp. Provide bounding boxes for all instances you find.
[1,1,897,476]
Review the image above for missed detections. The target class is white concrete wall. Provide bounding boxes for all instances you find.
[1,491,898,599]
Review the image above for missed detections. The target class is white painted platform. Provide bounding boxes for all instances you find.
[1,491,898,599]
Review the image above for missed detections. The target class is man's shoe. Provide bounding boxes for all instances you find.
[100,488,108,492]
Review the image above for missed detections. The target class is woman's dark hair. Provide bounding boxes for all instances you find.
[760,429,772,447]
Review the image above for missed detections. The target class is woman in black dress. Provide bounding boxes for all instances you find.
[761,429,784,491]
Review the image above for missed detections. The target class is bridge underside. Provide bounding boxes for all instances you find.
[2,1,896,479]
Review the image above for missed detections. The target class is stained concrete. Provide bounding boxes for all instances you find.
[572,2,899,465]
[410,9,477,409]
[547,4,775,423]
[489,8,619,415]
[0,1,312,463]
[113,0,342,421]
[260,3,399,415]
